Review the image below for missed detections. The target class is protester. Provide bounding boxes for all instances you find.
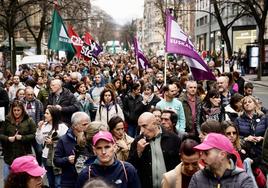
[128,112,181,188]
[8,75,25,101]
[179,80,201,138]
[162,138,201,188]
[47,79,81,126]
[221,121,244,168]
[54,112,90,188]
[36,106,68,188]
[156,83,186,133]
[95,88,124,125]
[161,109,178,134]
[0,100,36,180]
[122,82,145,137]
[108,116,133,161]
[234,96,268,165]
[76,131,141,188]
[188,133,255,187]
[196,89,225,133]
[4,155,46,188]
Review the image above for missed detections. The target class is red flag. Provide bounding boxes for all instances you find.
[80,32,102,63]
[68,25,83,57]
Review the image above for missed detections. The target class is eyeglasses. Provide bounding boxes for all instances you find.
[226,131,237,136]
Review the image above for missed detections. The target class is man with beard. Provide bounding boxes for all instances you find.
[162,138,201,188]
[189,133,254,188]
[156,84,186,133]
[63,72,81,93]
[8,75,26,100]
[154,72,164,97]
[217,76,231,107]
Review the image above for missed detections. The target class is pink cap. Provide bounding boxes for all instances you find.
[194,133,234,154]
[93,131,115,146]
[11,155,46,177]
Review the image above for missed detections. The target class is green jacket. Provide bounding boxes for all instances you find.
[0,115,36,165]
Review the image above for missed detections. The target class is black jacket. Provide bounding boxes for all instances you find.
[127,128,181,188]
[122,94,146,125]
[48,88,81,126]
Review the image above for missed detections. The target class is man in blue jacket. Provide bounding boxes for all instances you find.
[76,131,141,188]
[54,112,90,188]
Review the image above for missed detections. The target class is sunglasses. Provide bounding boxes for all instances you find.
[226,131,237,136]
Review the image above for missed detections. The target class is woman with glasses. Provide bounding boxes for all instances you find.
[196,89,225,133]
[222,121,244,168]
[0,100,36,180]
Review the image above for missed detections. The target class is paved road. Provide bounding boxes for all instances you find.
[254,85,268,110]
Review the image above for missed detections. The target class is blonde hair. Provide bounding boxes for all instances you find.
[85,121,109,144]
[241,95,264,116]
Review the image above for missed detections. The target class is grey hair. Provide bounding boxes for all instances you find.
[51,79,63,87]
[186,80,197,89]
[71,112,90,126]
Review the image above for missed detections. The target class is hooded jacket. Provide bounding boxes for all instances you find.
[188,160,255,188]
[76,159,141,188]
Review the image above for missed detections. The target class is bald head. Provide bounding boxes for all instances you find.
[138,112,159,140]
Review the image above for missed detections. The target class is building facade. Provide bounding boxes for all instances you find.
[195,0,259,54]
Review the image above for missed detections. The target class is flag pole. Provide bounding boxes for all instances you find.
[164,52,167,85]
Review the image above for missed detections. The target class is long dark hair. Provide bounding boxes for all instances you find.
[203,89,221,108]
[47,106,62,131]
[108,116,124,131]
[99,88,116,105]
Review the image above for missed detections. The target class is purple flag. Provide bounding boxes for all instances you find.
[165,10,216,81]
[133,37,150,70]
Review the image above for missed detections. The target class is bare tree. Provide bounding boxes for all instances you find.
[211,0,249,59]
[0,0,39,73]
[120,20,137,50]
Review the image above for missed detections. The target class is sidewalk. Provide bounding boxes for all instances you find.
[243,74,268,88]
[219,64,268,87]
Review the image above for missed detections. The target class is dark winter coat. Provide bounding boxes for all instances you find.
[76,159,141,188]
[179,93,201,135]
[189,160,255,188]
[122,94,146,125]
[48,88,81,126]
[234,113,268,160]
[0,115,36,165]
[54,128,78,188]
[127,127,181,188]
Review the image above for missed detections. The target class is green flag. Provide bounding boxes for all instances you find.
[48,9,75,58]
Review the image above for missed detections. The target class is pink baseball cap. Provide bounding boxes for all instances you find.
[194,133,234,154]
[93,131,115,146]
[11,155,46,177]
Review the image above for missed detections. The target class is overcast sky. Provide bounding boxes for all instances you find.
[92,0,144,25]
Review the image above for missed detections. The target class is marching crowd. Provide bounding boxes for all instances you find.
[0,52,267,188]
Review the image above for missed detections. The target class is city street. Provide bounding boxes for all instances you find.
[254,85,268,109]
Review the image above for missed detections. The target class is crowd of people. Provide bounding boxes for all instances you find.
[0,52,267,188]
